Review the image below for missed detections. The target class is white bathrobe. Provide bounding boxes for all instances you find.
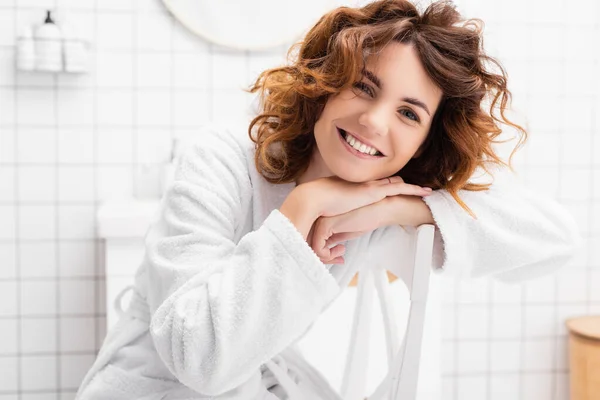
[75,122,582,400]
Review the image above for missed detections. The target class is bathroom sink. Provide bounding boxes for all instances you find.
[97,198,161,239]
[97,198,162,329]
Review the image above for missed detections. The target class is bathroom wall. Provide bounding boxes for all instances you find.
[0,1,287,398]
[0,0,598,399]
[440,1,600,399]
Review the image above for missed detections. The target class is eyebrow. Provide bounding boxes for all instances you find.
[362,69,432,117]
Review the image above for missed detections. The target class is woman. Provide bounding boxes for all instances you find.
[76,0,581,399]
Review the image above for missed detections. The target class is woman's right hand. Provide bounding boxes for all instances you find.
[298,175,433,218]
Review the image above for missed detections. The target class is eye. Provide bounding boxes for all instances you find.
[399,108,420,122]
[352,81,374,97]
[353,82,420,123]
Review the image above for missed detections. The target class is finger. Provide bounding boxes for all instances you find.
[306,224,315,245]
[386,182,433,197]
[373,175,404,186]
[327,244,345,260]
[325,231,365,247]
[318,243,344,263]
[388,175,405,183]
[312,222,332,258]
[327,256,345,264]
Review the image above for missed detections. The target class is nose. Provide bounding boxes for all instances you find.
[357,102,390,137]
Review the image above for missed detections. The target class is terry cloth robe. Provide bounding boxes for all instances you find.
[75,121,582,400]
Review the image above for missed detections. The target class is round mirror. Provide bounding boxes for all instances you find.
[163,0,339,51]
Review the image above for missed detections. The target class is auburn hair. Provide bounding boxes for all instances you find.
[245,0,527,219]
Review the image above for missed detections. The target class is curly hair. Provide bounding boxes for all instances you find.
[246,0,527,219]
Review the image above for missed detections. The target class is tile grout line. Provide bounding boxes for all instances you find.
[453,278,459,400]
[93,0,101,365]
[13,0,21,398]
[169,1,174,195]
[551,1,568,395]
[132,2,138,200]
[486,280,492,399]
[519,15,536,398]
[54,0,61,396]
[586,16,600,314]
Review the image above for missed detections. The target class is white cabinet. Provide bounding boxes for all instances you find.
[97,199,160,330]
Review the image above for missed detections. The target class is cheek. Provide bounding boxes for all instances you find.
[392,134,422,156]
[386,137,424,169]
[314,98,337,127]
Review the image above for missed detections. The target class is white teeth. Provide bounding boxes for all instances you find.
[343,131,379,155]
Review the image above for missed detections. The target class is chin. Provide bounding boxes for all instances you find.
[329,165,375,183]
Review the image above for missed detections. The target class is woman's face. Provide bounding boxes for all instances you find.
[310,41,443,183]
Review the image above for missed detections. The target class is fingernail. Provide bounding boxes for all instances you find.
[423,187,433,191]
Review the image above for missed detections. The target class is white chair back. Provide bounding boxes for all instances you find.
[339,223,435,400]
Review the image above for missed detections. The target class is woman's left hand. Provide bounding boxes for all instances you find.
[307,197,394,265]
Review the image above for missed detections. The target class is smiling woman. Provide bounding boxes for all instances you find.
[247,0,527,219]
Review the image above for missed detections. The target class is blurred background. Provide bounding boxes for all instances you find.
[0,0,598,399]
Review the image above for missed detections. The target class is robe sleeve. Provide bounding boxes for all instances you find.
[421,165,583,283]
[142,125,340,396]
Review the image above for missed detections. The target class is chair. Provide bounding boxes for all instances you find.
[340,223,436,400]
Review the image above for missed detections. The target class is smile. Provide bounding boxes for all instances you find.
[337,127,385,159]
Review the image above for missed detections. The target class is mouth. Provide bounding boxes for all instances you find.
[337,127,385,157]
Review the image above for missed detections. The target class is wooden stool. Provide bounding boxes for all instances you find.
[566,316,600,400]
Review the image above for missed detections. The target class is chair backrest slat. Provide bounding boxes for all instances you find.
[373,265,400,369]
[340,224,435,400]
[340,269,375,400]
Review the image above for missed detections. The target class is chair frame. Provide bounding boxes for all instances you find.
[339,224,435,400]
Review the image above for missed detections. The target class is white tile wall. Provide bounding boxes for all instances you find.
[0,0,597,399]
[432,0,600,396]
